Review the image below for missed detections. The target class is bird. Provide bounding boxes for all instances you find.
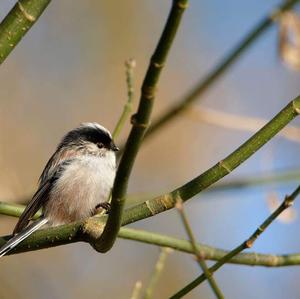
[0,122,119,257]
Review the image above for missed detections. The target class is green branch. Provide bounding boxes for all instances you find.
[121,97,300,225]
[170,185,300,298]
[112,58,136,140]
[131,281,143,299]
[0,0,51,64]
[2,207,300,268]
[141,0,300,142]
[2,202,300,268]
[0,201,41,219]
[143,248,172,299]
[176,197,224,299]
[207,168,300,194]
[94,0,189,253]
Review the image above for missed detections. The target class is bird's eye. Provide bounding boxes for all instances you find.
[97,142,104,149]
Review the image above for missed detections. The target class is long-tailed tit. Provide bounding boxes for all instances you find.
[0,122,118,257]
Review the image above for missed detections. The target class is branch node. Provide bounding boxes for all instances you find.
[151,60,165,69]
[145,200,156,216]
[176,1,189,9]
[270,8,282,21]
[284,195,294,207]
[268,255,280,267]
[142,85,156,100]
[292,99,300,114]
[245,239,253,248]
[130,114,150,128]
[17,2,36,22]
[175,195,183,211]
[83,217,106,240]
[162,194,176,210]
[218,160,232,174]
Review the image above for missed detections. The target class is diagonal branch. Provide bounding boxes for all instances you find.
[176,197,224,299]
[0,0,51,64]
[186,106,300,144]
[94,0,189,253]
[206,168,300,194]
[121,96,300,225]
[141,0,300,142]
[170,185,300,298]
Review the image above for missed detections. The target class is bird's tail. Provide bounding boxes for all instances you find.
[0,218,48,258]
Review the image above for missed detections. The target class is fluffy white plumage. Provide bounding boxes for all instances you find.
[0,122,118,258]
[45,152,116,225]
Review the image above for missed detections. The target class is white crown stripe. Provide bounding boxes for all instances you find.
[80,122,112,138]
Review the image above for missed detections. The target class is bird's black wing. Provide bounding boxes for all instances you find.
[13,160,73,234]
[13,180,53,234]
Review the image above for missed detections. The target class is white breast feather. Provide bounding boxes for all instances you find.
[45,152,116,225]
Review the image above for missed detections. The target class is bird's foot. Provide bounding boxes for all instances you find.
[94,202,111,215]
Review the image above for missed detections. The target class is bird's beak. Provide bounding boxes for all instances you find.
[111,142,119,152]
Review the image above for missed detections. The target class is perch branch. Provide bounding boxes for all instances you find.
[2,202,300,268]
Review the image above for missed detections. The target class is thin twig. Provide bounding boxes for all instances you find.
[143,248,173,299]
[175,197,224,299]
[94,0,189,253]
[0,0,51,64]
[206,168,300,194]
[138,0,300,143]
[131,281,142,299]
[113,58,136,140]
[170,185,300,298]
[0,201,41,219]
[187,106,300,143]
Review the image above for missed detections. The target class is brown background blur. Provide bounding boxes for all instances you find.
[1,1,300,298]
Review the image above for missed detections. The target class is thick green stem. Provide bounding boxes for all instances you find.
[95,0,189,253]
[0,203,300,267]
[2,215,300,268]
[0,0,51,64]
[2,202,300,268]
[121,97,300,225]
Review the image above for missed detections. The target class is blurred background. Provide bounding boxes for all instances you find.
[1,0,300,298]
